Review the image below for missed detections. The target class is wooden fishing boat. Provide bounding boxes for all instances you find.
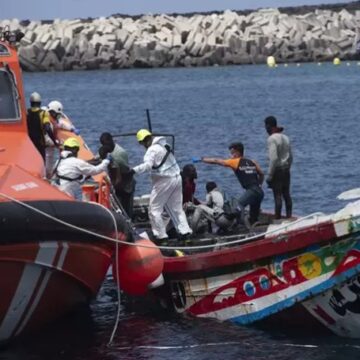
[0,31,163,344]
[136,197,360,338]
[117,127,360,339]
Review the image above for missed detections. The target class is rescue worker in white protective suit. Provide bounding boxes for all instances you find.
[131,129,192,245]
[54,137,110,199]
[44,100,80,178]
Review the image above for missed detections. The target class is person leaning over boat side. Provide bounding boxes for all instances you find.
[264,116,293,219]
[53,137,110,199]
[44,100,80,178]
[130,129,192,245]
[200,142,264,225]
[26,92,58,161]
[99,132,136,218]
[191,181,225,234]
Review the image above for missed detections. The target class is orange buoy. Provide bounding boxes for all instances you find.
[112,238,164,295]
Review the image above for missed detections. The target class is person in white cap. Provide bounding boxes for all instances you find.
[131,129,192,245]
[45,100,80,178]
[26,92,58,161]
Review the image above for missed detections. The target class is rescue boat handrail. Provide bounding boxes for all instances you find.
[0,190,332,251]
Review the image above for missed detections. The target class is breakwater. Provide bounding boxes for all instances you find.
[2,6,360,71]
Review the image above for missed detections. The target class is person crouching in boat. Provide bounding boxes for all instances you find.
[45,100,80,178]
[26,92,58,162]
[200,142,264,225]
[131,129,192,245]
[53,137,110,200]
[191,181,225,234]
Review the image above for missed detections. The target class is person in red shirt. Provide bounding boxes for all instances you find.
[200,142,264,225]
[181,164,200,205]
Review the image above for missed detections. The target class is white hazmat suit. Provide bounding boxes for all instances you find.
[133,136,192,239]
[55,150,110,199]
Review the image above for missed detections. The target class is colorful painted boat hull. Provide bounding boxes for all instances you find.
[159,202,360,337]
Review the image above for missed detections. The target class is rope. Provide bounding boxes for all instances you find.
[0,192,325,250]
[101,206,121,346]
[0,192,122,345]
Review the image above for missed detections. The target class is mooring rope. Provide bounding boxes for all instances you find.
[0,192,325,251]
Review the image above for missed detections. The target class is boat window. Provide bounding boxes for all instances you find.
[0,44,9,56]
[0,69,20,121]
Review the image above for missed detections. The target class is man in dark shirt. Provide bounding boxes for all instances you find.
[99,132,135,218]
[201,142,264,225]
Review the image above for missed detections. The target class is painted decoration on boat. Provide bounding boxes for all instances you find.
[170,236,360,328]
[303,269,360,337]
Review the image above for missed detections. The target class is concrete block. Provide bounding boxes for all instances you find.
[123,22,138,33]
[21,30,36,46]
[41,51,63,71]
[173,33,182,47]
[19,54,43,71]
[123,33,136,50]
[115,29,129,45]
[40,32,52,44]
[337,37,354,50]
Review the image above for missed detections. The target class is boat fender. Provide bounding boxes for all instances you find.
[112,238,164,295]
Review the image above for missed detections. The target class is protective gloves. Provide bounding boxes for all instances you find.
[72,127,80,135]
[191,156,202,163]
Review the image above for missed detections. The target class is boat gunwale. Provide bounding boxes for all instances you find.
[163,219,352,276]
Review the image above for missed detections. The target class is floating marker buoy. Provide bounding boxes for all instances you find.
[317,62,322,66]
[284,63,288,67]
[267,56,276,68]
[333,57,341,65]
[296,63,301,67]
[112,238,164,295]
[346,62,351,66]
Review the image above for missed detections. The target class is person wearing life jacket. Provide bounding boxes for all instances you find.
[191,181,225,234]
[54,137,110,199]
[264,116,293,219]
[26,92,58,161]
[131,129,192,245]
[44,100,80,178]
[200,142,264,225]
[99,132,136,218]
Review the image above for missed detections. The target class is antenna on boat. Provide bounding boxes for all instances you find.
[146,109,152,132]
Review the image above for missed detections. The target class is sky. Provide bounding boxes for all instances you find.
[0,0,354,20]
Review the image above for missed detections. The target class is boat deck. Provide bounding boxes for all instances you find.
[132,202,286,255]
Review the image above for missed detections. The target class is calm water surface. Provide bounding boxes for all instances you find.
[6,63,360,359]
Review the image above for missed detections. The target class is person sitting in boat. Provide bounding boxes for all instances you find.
[98,132,136,218]
[181,164,200,206]
[199,142,264,225]
[131,129,192,245]
[44,100,80,178]
[26,92,58,162]
[53,137,110,200]
[191,181,225,234]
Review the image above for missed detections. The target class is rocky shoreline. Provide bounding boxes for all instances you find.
[1,4,360,72]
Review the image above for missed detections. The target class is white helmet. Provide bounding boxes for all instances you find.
[47,100,64,115]
[30,92,41,103]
